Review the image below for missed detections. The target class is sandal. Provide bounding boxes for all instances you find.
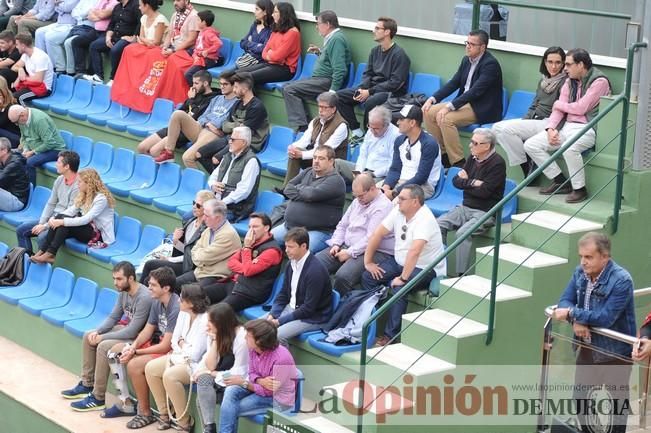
[156,416,171,431]
[173,416,194,432]
[126,414,156,429]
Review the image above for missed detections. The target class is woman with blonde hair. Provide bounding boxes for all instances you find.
[0,75,19,147]
[32,168,115,263]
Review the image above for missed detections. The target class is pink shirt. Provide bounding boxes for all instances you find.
[93,0,118,31]
[547,76,610,129]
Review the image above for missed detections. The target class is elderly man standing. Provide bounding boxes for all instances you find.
[335,105,399,184]
[175,199,241,291]
[553,233,635,433]
[315,173,394,296]
[363,184,446,346]
[8,104,66,184]
[0,137,29,211]
[437,128,506,276]
[207,126,261,222]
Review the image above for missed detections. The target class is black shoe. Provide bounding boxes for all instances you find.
[539,181,572,195]
[565,188,588,203]
[441,153,451,168]
[272,186,285,196]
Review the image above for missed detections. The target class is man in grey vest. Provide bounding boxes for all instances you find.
[207,126,261,222]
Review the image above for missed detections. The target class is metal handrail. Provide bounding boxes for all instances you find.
[355,39,647,433]
[544,305,638,345]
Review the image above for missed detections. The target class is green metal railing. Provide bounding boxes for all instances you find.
[354,37,646,433]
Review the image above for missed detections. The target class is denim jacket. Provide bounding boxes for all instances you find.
[558,260,636,363]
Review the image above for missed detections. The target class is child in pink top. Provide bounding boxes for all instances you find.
[185,10,223,84]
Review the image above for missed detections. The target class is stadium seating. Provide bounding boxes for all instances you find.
[153,168,206,213]
[130,162,181,204]
[232,191,284,236]
[101,148,136,184]
[207,37,241,77]
[87,100,131,126]
[110,224,166,266]
[31,74,74,110]
[0,242,7,258]
[18,267,75,315]
[68,84,111,120]
[262,56,303,91]
[257,126,294,168]
[63,287,119,337]
[126,98,175,137]
[349,63,367,89]
[1,186,51,226]
[41,277,98,326]
[87,216,141,262]
[501,90,536,121]
[106,107,151,132]
[241,272,285,320]
[49,78,93,115]
[0,262,52,305]
[426,167,463,217]
[307,315,378,357]
[86,141,114,175]
[107,154,157,197]
[60,129,74,148]
[408,72,442,96]
[72,135,94,168]
[295,290,340,342]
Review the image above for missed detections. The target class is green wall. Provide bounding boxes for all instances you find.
[0,391,70,433]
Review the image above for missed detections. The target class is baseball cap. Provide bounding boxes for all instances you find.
[397,104,423,124]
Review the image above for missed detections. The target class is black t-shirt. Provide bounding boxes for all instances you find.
[0,48,20,65]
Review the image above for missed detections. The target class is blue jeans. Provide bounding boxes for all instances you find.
[218,386,273,433]
[0,187,25,211]
[0,127,20,148]
[271,223,330,254]
[361,255,435,338]
[16,219,48,254]
[26,150,59,185]
[89,36,130,79]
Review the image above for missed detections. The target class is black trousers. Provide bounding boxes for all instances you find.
[197,137,229,173]
[139,259,184,285]
[336,88,392,130]
[238,63,293,86]
[44,223,94,254]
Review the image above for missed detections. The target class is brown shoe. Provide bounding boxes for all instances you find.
[566,188,588,203]
[539,181,572,195]
[39,252,56,264]
[30,250,45,263]
[375,335,391,347]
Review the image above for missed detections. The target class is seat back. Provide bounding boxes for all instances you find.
[432,164,446,199]
[178,168,206,193]
[23,262,52,289]
[135,225,166,255]
[94,288,119,319]
[0,242,7,258]
[103,148,135,181]
[344,62,355,88]
[263,272,285,306]
[88,84,111,111]
[71,135,94,168]
[89,141,113,174]
[292,368,305,413]
[44,268,76,303]
[254,191,285,214]
[130,155,157,187]
[501,87,509,118]
[298,53,318,80]
[501,178,518,223]
[66,277,98,314]
[409,73,442,96]
[150,98,175,123]
[52,75,74,98]
[144,161,181,194]
[116,216,142,249]
[27,186,51,211]
[350,63,367,89]
[267,126,294,152]
[59,130,74,148]
[440,167,464,202]
[218,37,232,63]
[71,79,93,103]
[504,90,535,120]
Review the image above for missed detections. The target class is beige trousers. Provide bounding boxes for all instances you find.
[144,355,193,426]
[81,327,129,400]
[424,102,477,164]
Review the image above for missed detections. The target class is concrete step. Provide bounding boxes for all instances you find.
[400,309,487,364]
[475,243,571,291]
[507,210,603,258]
[300,415,356,433]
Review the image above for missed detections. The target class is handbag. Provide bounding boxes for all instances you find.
[235,52,260,69]
[135,238,174,275]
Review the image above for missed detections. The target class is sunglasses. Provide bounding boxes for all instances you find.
[405,145,413,161]
[193,200,202,208]
[401,225,407,241]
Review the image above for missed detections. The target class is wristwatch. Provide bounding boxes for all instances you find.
[241,379,249,390]
[399,275,409,283]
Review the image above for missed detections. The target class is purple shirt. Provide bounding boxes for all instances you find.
[247,345,297,407]
[326,192,395,258]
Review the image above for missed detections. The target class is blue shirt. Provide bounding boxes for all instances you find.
[197,95,239,129]
[355,122,400,178]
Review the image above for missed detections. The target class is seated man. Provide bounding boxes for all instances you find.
[0,30,21,85]
[6,0,56,36]
[271,145,346,254]
[363,184,446,346]
[315,173,394,296]
[16,150,80,255]
[382,104,442,200]
[335,105,399,184]
[437,128,506,277]
[8,104,66,184]
[422,29,503,168]
[62,261,152,417]
[175,199,241,291]
[137,71,219,162]
[33,0,80,74]
[524,48,611,204]
[0,137,29,211]
[336,16,410,141]
[184,72,269,170]
[207,126,261,222]
[282,9,351,133]
[268,227,333,346]
[103,266,180,429]
[11,31,54,104]
[204,212,283,308]
[279,91,348,187]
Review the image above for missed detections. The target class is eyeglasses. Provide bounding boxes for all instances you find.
[192,200,202,208]
[229,137,245,142]
[465,40,482,47]
[564,61,576,67]
[470,140,489,147]
[400,225,407,241]
[374,26,385,31]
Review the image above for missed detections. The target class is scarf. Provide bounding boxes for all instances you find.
[172,4,193,39]
[540,72,566,95]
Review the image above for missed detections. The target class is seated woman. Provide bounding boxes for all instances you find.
[492,46,567,177]
[31,168,115,263]
[0,76,20,147]
[195,303,248,433]
[218,319,297,433]
[234,0,273,69]
[139,189,212,284]
[144,283,209,431]
[236,2,300,86]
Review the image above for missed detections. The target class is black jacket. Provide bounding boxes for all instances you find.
[0,247,27,286]
[0,152,29,205]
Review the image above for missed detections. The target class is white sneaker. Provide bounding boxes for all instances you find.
[106,80,113,87]
[82,74,102,84]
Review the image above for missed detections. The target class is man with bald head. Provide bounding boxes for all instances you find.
[8,104,65,184]
[315,172,394,295]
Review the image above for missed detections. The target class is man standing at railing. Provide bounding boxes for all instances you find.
[524,48,611,204]
[552,232,635,433]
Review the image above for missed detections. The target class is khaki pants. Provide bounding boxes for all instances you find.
[424,102,477,165]
[163,111,219,168]
[144,355,192,426]
[7,16,54,35]
[81,327,129,400]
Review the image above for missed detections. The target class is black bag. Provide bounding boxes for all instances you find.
[384,93,429,123]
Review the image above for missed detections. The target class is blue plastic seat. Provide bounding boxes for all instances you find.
[110,224,166,266]
[64,287,119,337]
[59,130,74,148]
[502,90,536,121]
[262,56,303,91]
[232,191,285,236]
[31,75,74,110]
[87,216,141,262]
[72,135,94,168]
[153,168,206,212]
[87,141,114,175]
[50,79,93,115]
[346,142,361,163]
[264,159,288,177]
[295,290,340,342]
[69,84,111,120]
[0,262,51,305]
[425,167,463,217]
[2,185,50,226]
[107,154,157,197]
[501,178,518,223]
[208,38,240,77]
[130,162,181,204]
[257,126,294,168]
[349,63,367,89]
[307,315,378,357]
[65,212,118,254]
[478,87,510,128]
[431,164,446,200]
[106,107,151,132]
[18,267,75,315]
[246,368,304,424]
[126,98,175,137]
[408,73,442,96]
[87,100,131,126]
[0,242,7,258]
[41,277,98,327]
[176,204,192,217]
[241,272,285,320]
[101,148,135,184]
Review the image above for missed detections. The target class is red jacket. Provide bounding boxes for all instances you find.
[192,27,223,66]
[261,27,300,73]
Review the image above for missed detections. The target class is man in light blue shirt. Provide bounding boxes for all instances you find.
[336,105,399,184]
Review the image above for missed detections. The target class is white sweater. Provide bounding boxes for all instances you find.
[171,311,208,371]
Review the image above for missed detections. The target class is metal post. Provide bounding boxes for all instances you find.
[471,0,481,30]
[312,0,320,17]
[486,208,501,345]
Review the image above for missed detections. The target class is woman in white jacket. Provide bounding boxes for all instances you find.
[31,168,115,263]
[145,283,210,431]
[195,303,248,433]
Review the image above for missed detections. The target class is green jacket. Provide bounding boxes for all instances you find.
[19,108,66,154]
[312,29,352,91]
